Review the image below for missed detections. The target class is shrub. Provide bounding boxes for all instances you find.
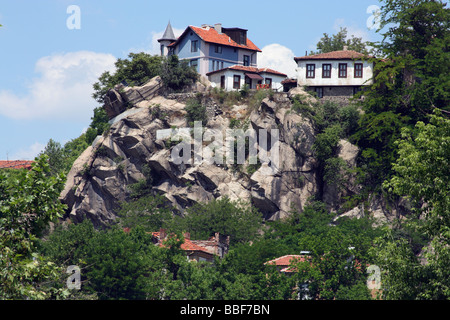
[185,97,207,126]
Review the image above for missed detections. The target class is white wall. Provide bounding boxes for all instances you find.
[296,60,373,87]
[260,73,286,92]
[208,69,238,91]
[209,70,286,91]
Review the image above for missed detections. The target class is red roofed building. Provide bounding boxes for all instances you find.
[152,229,230,263]
[207,65,287,91]
[265,254,311,273]
[0,160,34,170]
[294,47,375,100]
[158,22,287,90]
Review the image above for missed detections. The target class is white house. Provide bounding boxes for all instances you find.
[159,23,261,79]
[158,22,287,91]
[294,48,374,99]
[206,65,287,92]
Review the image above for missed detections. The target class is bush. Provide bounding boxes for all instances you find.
[160,55,199,93]
[185,96,207,126]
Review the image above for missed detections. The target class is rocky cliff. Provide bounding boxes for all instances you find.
[60,78,398,228]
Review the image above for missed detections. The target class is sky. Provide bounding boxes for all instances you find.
[0,0,384,160]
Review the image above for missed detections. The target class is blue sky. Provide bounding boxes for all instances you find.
[0,0,384,160]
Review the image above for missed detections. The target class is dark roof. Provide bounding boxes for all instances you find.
[159,21,177,42]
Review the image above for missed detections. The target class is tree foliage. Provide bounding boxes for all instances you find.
[353,0,449,187]
[373,112,450,299]
[0,155,68,299]
[310,27,372,55]
[160,55,199,93]
[93,52,163,103]
[168,197,263,246]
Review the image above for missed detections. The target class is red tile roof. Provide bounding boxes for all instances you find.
[207,65,287,77]
[169,26,261,52]
[0,160,34,170]
[265,255,310,273]
[295,50,372,61]
[152,231,212,254]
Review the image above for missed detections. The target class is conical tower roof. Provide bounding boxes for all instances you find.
[158,21,176,42]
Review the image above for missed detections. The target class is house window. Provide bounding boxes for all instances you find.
[191,40,198,52]
[239,31,247,45]
[315,87,324,98]
[215,45,222,54]
[306,64,315,78]
[339,63,347,78]
[354,63,363,78]
[243,55,250,66]
[322,64,331,78]
[265,78,272,89]
[220,76,225,89]
[190,59,198,69]
[245,76,252,88]
[233,75,241,89]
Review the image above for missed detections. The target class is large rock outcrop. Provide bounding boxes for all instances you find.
[61,84,364,228]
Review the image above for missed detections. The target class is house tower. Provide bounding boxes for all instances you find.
[158,21,177,57]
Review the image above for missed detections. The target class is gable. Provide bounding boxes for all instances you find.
[169,26,261,53]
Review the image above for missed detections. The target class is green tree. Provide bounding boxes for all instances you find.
[93,52,163,103]
[376,112,450,299]
[160,55,199,93]
[185,95,207,127]
[169,197,263,245]
[293,227,371,300]
[39,139,65,176]
[61,134,89,173]
[0,155,68,299]
[85,106,110,144]
[40,134,90,176]
[82,226,163,300]
[353,0,449,187]
[384,113,449,235]
[117,194,173,231]
[310,27,372,55]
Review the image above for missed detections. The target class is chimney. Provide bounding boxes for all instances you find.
[184,232,191,240]
[214,23,222,34]
[343,45,348,51]
[159,228,167,240]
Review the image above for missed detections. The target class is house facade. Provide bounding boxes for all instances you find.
[207,65,287,91]
[294,48,374,100]
[158,22,287,90]
[152,229,230,263]
[159,23,261,78]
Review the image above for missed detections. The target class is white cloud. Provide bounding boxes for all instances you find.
[0,51,116,121]
[258,44,297,78]
[10,142,46,161]
[333,18,372,43]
